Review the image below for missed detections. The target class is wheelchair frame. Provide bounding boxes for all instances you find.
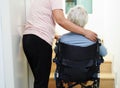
[53,40,104,88]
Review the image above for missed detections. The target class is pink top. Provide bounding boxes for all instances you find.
[23,0,63,45]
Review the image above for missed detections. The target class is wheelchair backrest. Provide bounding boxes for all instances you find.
[57,41,99,61]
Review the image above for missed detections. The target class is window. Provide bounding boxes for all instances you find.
[65,0,77,13]
[65,0,92,14]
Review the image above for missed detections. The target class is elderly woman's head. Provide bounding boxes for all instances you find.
[67,5,88,27]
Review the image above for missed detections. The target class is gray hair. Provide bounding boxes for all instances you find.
[67,5,88,27]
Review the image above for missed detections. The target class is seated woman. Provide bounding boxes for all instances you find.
[59,5,107,57]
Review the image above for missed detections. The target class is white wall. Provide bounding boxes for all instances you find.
[85,0,105,39]
[1,0,15,87]
[104,0,120,88]
[0,6,5,88]
[0,0,28,88]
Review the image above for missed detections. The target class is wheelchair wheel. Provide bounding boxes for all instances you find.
[81,86,92,88]
[81,85,98,88]
[81,79,99,88]
[93,79,99,88]
[56,81,65,88]
[54,70,65,88]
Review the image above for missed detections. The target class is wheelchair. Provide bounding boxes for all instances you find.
[53,39,104,88]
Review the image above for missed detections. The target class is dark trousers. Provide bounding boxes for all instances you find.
[22,34,52,88]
